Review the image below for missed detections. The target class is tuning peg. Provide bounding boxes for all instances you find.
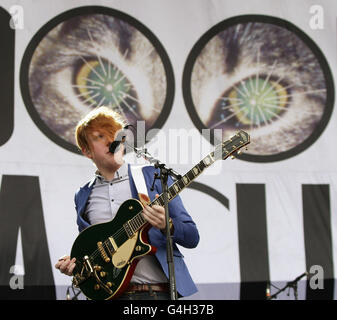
[237,150,242,155]
[231,155,235,159]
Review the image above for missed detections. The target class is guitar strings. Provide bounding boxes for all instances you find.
[86,174,191,262]
[79,135,246,265]
[87,192,169,262]
[86,161,208,261]
[88,210,147,261]
[86,170,198,262]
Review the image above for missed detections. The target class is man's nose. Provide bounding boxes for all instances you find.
[106,139,113,147]
[106,135,114,147]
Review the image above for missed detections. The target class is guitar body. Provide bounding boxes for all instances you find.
[71,199,156,300]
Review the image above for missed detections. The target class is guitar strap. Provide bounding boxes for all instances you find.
[130,165,151,205]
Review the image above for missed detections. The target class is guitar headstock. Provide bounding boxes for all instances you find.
[214,130,250,160]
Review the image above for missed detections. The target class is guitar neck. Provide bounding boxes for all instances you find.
[127,153,216,233]
[124,130,249,237]
[153,153,215,206]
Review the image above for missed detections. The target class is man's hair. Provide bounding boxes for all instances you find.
[75,106,125,152]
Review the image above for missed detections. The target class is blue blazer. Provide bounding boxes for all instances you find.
[74,164,200,297]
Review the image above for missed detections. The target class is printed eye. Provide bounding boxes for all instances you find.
[208,75,290,129]
[21,9,174,154]
[183,17,333,162]
[73,57,141,123]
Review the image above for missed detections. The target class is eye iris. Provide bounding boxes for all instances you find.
[228,76,288,126]
[75,59,133,108]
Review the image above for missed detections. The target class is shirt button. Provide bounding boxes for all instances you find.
[111,199,114,202]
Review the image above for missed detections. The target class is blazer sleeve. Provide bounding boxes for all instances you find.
[149,172,200,249]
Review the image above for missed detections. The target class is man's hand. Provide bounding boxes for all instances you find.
[142,194,166,231]
[55,255,76,276]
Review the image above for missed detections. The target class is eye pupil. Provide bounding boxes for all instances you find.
[210,75,290,128]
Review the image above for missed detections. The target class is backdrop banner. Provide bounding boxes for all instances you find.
[0,0,336,300]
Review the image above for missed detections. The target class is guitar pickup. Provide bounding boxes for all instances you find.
[105,238,115,256]
[109,236,118,251]
[123,222,133,238]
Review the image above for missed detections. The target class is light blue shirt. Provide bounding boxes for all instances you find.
[86,162,131,225]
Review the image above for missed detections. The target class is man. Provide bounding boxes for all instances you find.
[55,106,199,300]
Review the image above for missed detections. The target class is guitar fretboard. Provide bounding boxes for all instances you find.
[124,153,216,237]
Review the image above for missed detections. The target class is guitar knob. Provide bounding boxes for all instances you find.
[106,282,112,288]
[94,284,100,290]
[100,271,106,277]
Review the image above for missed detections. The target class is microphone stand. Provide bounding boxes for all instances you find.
[267,272,308,300]
[127,143,181,300]
[66,283,82,300]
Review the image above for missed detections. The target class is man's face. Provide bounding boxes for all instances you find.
[84,130,124,171]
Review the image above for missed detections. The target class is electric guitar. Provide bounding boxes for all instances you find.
[70,130,250,300]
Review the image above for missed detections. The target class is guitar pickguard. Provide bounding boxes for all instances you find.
[112,232,138,268]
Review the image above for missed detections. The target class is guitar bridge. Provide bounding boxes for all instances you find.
[97,241,110,263]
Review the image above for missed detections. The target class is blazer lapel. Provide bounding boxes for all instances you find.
[128,164,140,200]
[78,177,96,218]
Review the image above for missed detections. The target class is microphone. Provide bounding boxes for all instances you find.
[109,125,132,154]
[109,136,126,154]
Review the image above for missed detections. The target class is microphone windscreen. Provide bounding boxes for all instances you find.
[109,141,121,154]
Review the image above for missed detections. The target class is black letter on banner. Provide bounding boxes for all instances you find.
[237,184,270,300]
[302,184,334,299]
[0,175,56,299]
[0,8,14,146]
[188,181,229,209]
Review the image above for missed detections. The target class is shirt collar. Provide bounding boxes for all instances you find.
[95,162,128,183]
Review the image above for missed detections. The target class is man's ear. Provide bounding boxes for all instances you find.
[82,147,92,159]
